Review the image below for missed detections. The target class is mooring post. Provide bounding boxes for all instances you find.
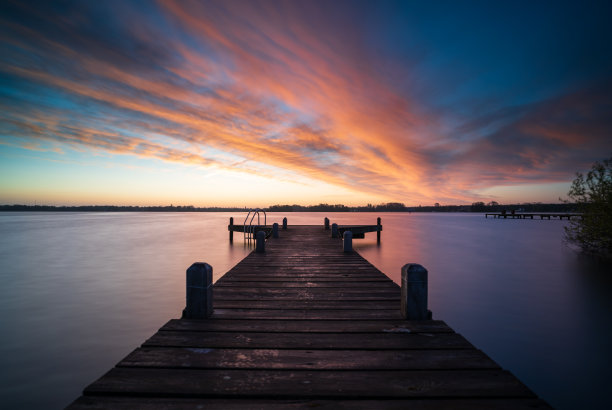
[183,262,213,319]
[282,217,287,230]
[401,263,430,320]
[331,223,339,238]
[324,217,330,230]
[377,217,381,244]
[343,231,353,252]
[256,230,266,253]
[229,217,234,243]
[272,222,279,238]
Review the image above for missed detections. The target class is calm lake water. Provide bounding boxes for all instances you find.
[0,212,611,409]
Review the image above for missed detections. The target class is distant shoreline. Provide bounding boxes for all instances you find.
[0,203,577,213]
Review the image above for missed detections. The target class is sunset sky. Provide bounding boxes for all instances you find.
[1,0,611,207]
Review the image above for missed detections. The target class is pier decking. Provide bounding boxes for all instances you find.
[68,224,549,409]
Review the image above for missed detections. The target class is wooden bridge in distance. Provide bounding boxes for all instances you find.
[68,222,549,409]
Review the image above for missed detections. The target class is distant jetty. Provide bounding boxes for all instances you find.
[486,212,582,220]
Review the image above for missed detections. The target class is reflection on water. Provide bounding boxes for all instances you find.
[0,212,610,409]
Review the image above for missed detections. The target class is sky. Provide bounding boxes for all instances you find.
[1,0,611,207]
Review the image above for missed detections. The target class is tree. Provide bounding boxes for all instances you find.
[565,157,612,257]
[471,201,486,212]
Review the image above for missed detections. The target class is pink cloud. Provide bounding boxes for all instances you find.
[1,0,610,205]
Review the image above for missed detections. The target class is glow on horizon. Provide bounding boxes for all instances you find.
[0,1,611,207]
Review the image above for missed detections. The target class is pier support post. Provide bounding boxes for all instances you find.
[377,217,381,244]
[343,231,353,253]
[324,217,330,230]
[183,262,213,319]
[401,264,430,320]
[331,223,339,238]
[229,217,234,243]
[282,217,287,230]
[256,230,266,253]
[272,223,279,238]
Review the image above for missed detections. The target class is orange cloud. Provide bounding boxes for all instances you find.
[1,0,610,205]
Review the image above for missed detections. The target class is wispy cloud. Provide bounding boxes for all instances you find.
[1,0,611,204]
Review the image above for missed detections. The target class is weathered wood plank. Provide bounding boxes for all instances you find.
[213,293,400,301]
[69,396,551,409]
[160,319,454,333]
[144,331,474,349]
[213,287,400,296]
[226,265,382,271]
[213,300,400,310]
[214,281,398,288]
[210,308,403,320]
[120,347,500,370]
[213,285,398,293]
[216,275,392,282]
[83,368,535,398]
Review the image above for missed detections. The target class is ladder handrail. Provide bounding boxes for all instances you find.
[243,209,267,242]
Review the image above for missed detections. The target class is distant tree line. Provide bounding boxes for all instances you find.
[0,204,246,212]
[268,202,578,213]
[1,202,579,213]
[266,202,409,212]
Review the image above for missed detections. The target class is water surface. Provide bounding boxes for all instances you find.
[0,212,610,409]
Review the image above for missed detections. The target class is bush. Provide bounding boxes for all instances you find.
[565,157,612,257]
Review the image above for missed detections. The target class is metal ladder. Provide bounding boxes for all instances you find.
[243,208,266,242]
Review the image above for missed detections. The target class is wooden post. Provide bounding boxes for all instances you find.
[282,217,287,230]
[324,217,330,230]
[401,263,429,320]
[183,262,213,319]
[377,217,381,244]
[272,222,279,238]
[229,217,234,243]
[343,231,353,253]
[256,230,266,253]
[331,223,339,238]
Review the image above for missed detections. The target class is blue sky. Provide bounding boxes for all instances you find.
[1,0,611,206]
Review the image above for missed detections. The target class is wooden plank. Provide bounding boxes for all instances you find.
[213,293,399,301]
[213,287,400,296]
[160,319,454,333]
[231,258,374,262]
[212,300,400,310]
[216,275,392,282]
[220,273,385,279]
[225,266,382,270]
[83,368,535,398]
[227,265,381,270]
[214,281,399,288]
[69,396,551,409]
[120,347,500,370]
[144,331,474,349]
[224,266,384,272]
[210,308,403,320]
[213,293,400,302]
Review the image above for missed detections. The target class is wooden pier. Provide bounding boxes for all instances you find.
[68,223,549,409]
[485,212,581,220]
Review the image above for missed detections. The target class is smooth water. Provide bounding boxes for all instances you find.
[0,212,610,409]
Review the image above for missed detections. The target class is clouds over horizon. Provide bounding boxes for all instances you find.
[1,0,611,204]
